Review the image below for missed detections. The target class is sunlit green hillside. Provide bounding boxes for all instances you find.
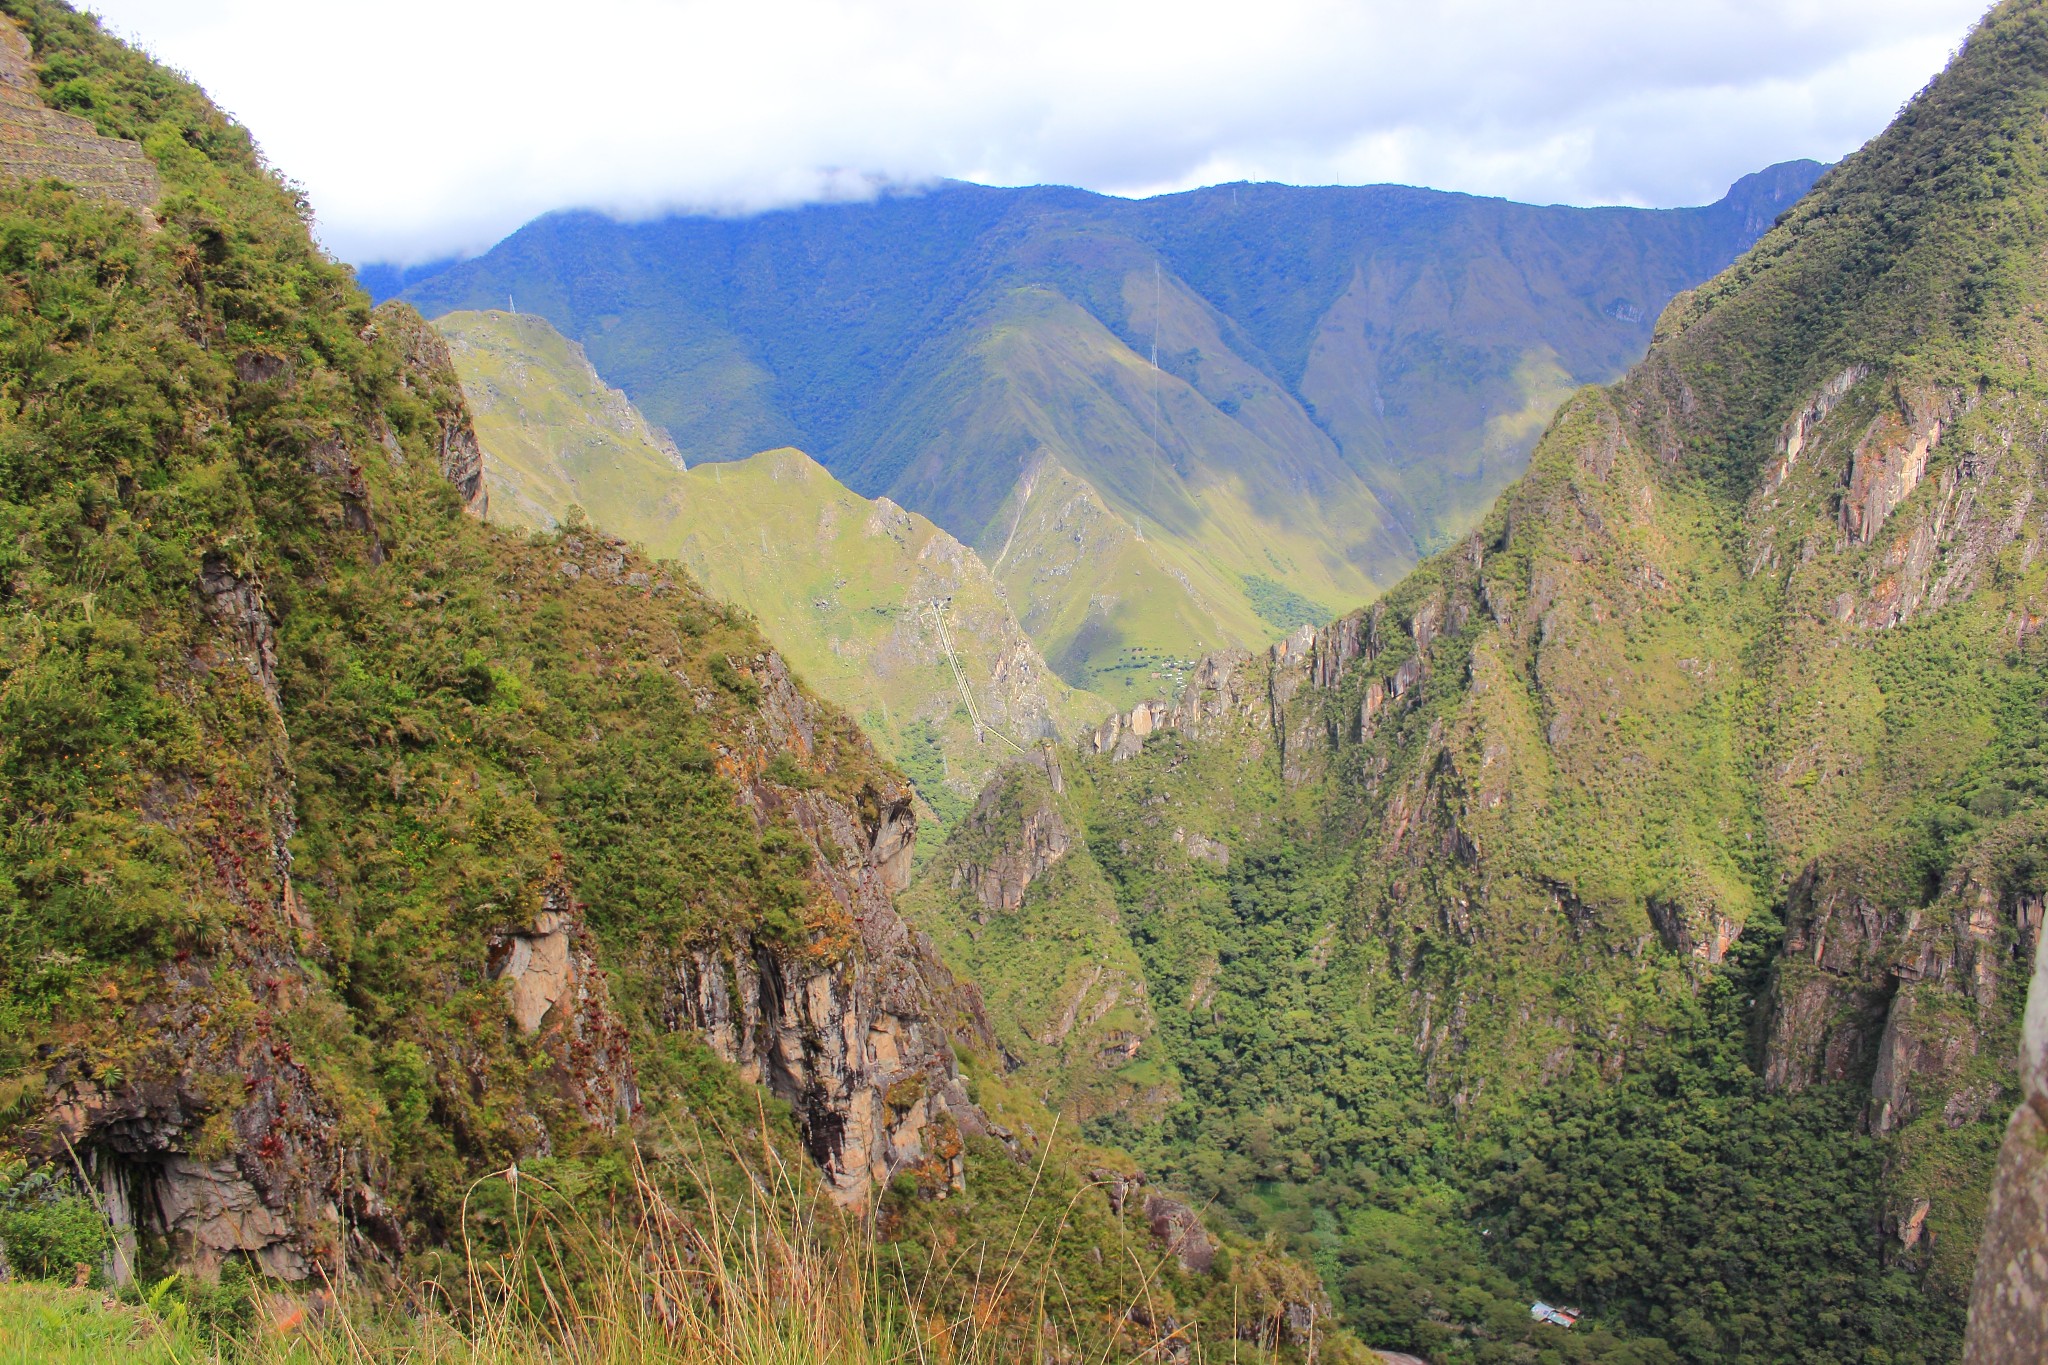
[440,309,1105,822]
[890,282,1392,695]
[393,162,1824,695]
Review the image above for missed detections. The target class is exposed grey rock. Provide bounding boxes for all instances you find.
[154,1157,304,1280]
[486,885,638,1131]
[197,552,281,708]
[1966,923,2048,1361]
[1090,1166,1145,1215]
[663,931,970,1203]
[866,790,918,894]
[955,793,1071,915]
[387,305,489,518]
[1143,1193,1215,1273]
[1766,364,1869,492]
[1183,832,1229,871]
[665,648,987,1203]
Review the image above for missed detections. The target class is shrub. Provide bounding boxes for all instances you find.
[765,751,818,789]
[0,1163,108,1282]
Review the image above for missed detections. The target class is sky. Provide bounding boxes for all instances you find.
[81,0,1989,267]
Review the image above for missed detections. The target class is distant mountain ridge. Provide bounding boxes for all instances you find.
[384,165,1824,697]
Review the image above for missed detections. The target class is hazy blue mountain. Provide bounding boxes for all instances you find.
[384,165,1824,693]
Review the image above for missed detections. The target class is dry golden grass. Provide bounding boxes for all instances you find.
[36,1115,1251,1365]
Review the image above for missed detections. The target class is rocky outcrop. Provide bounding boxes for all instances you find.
[306,435,387,564]
[1167,650,1273,743]
[486,883,638,1131]
[1092,1165,1146,1215]
[1228,1244,1338,1354]
[1081,593,1442,788]
[46,1037,343,1284]
[197,552,282,709]
[1765,364,1868,492]
[1646,896,1740,964]
[1089,699,1173,761]
[1759,856,1912,1092]
[661,929,980,1201]
[651,646,990,1203]
[1865,863,2030,1137]
[1846,387,2027,631]
[1143,1193,1215,1273]
[139,1158,300,1277]
[381,303,490,518]
[468,524,992,1208]
[866,788,918,894]
[951,769,1073,916]
[224,350,388,563]
[1842,385,1954,545]
[496,914,575,1035]
[1761,825,2042,1148]
[1965,916,2048,1360]
[1177,828,1229,871]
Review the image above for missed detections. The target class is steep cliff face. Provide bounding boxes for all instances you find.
[0,0,984,1285]
[1966,903,2048,1360]
[384,307,488,518]
[659,646,988,1200]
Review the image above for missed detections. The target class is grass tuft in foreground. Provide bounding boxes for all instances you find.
[0,1119,1299,1364]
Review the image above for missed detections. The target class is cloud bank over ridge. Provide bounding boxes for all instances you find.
[85,0,1986,264]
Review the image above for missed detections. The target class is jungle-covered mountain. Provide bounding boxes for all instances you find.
[3,0,2043,1358]
[382,161,1822,702]
[901,1,2048,1360]
[435,305,1104,830]
[0,1,1359,1358]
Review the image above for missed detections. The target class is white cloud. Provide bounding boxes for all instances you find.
[79,0,1986,263]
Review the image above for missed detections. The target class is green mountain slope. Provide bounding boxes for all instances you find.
[0,0,990,1261]
[876,281,1398,698]
[435,303,686,525]
[898,749,1171,1124]
[0,8,1365,1359]
[437,307,1105,823]
[904,5,2048,1360]
[391,163,1823,695]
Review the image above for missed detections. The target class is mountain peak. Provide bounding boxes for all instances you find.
[1716,158,1830,234]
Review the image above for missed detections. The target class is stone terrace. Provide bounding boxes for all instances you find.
[0,19,157,216]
